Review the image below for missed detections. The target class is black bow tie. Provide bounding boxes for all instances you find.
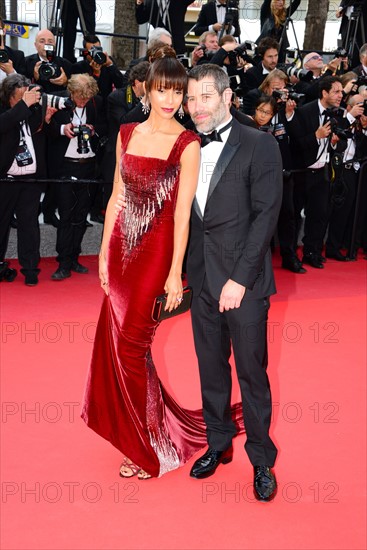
[199,120,232,148]
[217,3,226,7]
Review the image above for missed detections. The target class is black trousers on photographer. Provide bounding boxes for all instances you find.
[0,177,42,273]
[55,159,95,270]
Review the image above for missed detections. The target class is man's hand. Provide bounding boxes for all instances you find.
[219,279,246,312]
[191,45,205,66]
[0,58,14,75]
[115,192,127,216]
[349,102,365,119]
[213,22,223,32]
[316,121,332,139]
[63,123,75,139]
[33,60,42,81]
[45,106,57,124]
[49,67,67,87]
[22,86,41,107]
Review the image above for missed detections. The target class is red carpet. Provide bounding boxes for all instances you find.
[1,252,366,549]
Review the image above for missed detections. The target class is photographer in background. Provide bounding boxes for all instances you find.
[242,37,279,93]
[0,74,47,286]
[326,94,367,260]
[193,0,241,40]
[71,35,126,104]
[0,16,26,82]
[47,74,107,281]
[352,42,367,76]
[25,29,72,93]
[287,76,352,268]
[191,31,220,66]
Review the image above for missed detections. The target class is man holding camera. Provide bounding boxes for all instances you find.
[326,94,367,259]
[25,29,72,94]
[194,0,241,40]
[0,74,47,286]
[71,35,126,103]
[47,73,107,281]
[288,76,353,268]
[0,17,26,82]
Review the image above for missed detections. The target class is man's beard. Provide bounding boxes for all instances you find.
[192,101,227,133]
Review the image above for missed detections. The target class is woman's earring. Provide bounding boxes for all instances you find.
[178,104,184,119]
[141,98,150,115]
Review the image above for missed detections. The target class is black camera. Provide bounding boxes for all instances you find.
[272,87,305,103]
[38,45,61,80]
[177,54,190,70]
[0,49,9,63]
[228,41,256,67]
[333,47,348,58]
[87,46,107,65]
[73,124,92,154]
[323,107,352,140]
[278,63,314,82]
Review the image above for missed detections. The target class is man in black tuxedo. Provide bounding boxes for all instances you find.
[135,0,192,54]
[288,76,353,268]
[194,0,241,39]
[0,17,26,79]
[185,64,282,501]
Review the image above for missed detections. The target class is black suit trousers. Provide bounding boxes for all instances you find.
[326,167,358,253]
[55,160,95,268]
[190,277,277,467]
[293,169,331,255]
[0,179,41,270]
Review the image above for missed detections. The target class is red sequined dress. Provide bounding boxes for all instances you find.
[81,123,243,477]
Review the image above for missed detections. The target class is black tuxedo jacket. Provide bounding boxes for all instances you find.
[135,0,193,54]
[24,53,73,93]
[242,63,267,94]
[287,100,323,169]
[46,95,107,176]
[2,45,26,75]
[187,118,282,301]
[0,100,47,178]
[194,1,241,38]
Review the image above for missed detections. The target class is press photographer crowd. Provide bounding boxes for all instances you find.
[0,0,366,286]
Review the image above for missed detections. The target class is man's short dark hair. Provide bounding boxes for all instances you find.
[83,34,100,48]
[188,64,230,95]
[128,61,150,86]
[257,37,280,58]
[319,75,342,98]
[0,73,31,106]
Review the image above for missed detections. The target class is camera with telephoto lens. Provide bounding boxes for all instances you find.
[277,63,314,82]
[86,46,107,65]
[333,47,348,58]
[228,41,256,67]
[272,87,305,103]
[349,75,367,95]
[38,45,61,80]
[73,124,92,154]
[28,84,75,111]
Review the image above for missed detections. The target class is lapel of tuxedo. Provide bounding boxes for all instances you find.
[205,121,241,208]
[192,196,203,221]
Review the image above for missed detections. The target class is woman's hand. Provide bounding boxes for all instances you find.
[99,251,109,295]
[164,272,183,312]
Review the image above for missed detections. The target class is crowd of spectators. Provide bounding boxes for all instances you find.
[0,2,366,285]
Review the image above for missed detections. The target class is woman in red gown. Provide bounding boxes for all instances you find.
[81,53,209,478]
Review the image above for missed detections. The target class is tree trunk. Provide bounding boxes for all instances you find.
[112,1,139,70]
[0,0,6,19]
[303,0,330,50]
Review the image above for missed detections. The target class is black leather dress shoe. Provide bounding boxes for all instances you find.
[24,272,39,286]
[281,257,307,274]
[71,261,89,274]
[0,262,17,282]
[51,267,71,281]
[325,251,349,262]
[302,253,324,269]
[253,465,277,502]
[190,446,233,479]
